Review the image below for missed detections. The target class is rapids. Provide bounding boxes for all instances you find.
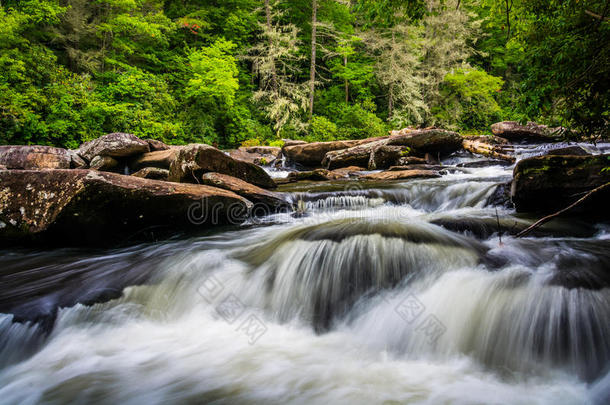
[0,151,609,404]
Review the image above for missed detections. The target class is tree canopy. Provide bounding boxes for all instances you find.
[0,0,607,148]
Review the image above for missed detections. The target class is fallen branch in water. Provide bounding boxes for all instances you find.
[516,182,610,238]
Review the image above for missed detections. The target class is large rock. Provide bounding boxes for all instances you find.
[545,146,591,156]
[78,133,150,161]
[89,155,120,171]
[201,173,288,209]
[462,135,515,162]
[287,169,346,182]
[229,146,281,166]
[511,154,610,215]
[144,139,171,151]
[132,167,169,181]
[362,169,441,181]
[491,121,561,142]
[0,146,72,169]
[129,149,178,172]
[322,141,409,170]
[387,129,463,155]
[0,169,252,245]
[283,137,386,167]
[168,144,275,189]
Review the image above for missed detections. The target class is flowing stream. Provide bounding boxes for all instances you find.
[1,149,609,404]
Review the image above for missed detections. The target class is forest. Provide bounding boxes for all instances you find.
[0,0,608,149]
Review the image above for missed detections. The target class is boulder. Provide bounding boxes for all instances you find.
[395,156,427,166]
[229,146,281,166]
[330,166,366,178]
[284,137,386,167]
[322,140,408,170]
[282,139,307,147]
[545,146,591,156]
[168,144,275,189]
[491,121,561,142]
[462,135,515,162]
[0,146,72,169]
[129,149,178,172]
[145,139,171,151]
[0,170,252,245]
[387,129,463,155]
[201,172,288,209]
[132,167,169,181]
[89,155,120,171]
[69,151,88,169]
[78,133,150,161]
[457,160,514,168]
[362,169,441,181]
[511,154,610,215]
[0,165,6,170]
[287,169,345,182]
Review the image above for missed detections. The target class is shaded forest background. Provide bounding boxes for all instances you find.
[0,0,608,149]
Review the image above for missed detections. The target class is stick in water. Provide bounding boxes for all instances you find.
[516,182,610,238]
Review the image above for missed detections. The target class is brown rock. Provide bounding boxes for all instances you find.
[168,144,275,189]
[0,146,72,169]
[396,156,427,166]
[78,133,150,161]
[282,139,308,147]
[511,154,610,215]
[387,129,463,155]
[545,146,590,156]
[228,146,281,166]
[132,167,169,181]
[287,169,345,182]
[0,170,252,245]
[69,151,88,169]
[491,121,561,142]
[330,166,366,178]
[201,172,288,209]
[145,139,171,151]
[362,169,441,181]
[129,149,178,171]
[462,135,515,161]
[284,137,386,167]
[90,155,120,171]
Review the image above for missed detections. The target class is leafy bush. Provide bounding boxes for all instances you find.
[433,69,504,130]
[308,116,338,142]
[335,104,387,140]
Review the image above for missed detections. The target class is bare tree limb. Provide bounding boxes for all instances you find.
[585,9,609,21]
[516,182,610,238]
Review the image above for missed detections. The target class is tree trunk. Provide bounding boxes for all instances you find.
[344,54,349,104]
[309,0,317,119]
[388,30,395,119]
[264,0,278,93]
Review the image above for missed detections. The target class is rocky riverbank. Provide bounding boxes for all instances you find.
[1,121,608,245]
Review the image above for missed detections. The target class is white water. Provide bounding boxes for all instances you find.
[1,156,609,404]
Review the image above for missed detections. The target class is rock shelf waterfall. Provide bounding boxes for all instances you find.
[1,162,609,404]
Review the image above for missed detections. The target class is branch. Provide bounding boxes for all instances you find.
[585,10,609,21]
[516,182,610,238]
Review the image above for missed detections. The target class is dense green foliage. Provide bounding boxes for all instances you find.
[0,0,607,148]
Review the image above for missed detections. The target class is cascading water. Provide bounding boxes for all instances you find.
[0,153,609,404]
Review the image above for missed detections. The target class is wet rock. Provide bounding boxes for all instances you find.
[362,169,441,181]
[0,146,72,169]
[511,154,610,215]
[491,121,561,142]
[396,156,427,166]
[462,135,515,161]
[129,149,178,172]
[201,172,288,209]
[485,181,513,208]
[284,137,386,167]
[330,166,366,178]
[78,133,150,161]
[287,169,345,182]
[144,139,171,151]
[545,146,591,156]
[457,160,514,168]
[132,167,169,181]
[168,144,275,189]
[387,129,463,155]
[0,169,252,245]
[89,155,120,171]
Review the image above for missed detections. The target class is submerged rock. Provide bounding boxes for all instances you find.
[0,146,72,169]
[201,172,288,209]
[0,169,252,245]
[491,121,561,142]
[77,132,150,161]
[545,146,591,156]
[511,154,610,215]
[168,144,275,189]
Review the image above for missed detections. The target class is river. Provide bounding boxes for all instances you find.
[0,143,609,404]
